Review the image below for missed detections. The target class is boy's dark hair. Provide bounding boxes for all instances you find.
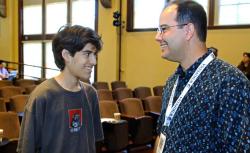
[168,0,207,42]
[52,25,102,70]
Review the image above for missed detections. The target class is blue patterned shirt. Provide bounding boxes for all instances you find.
[157,51,250,153]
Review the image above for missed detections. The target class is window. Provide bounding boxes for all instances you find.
[127,0,166,31]
[23,42,42,79]
[214,0,250,25]
[133,0,166,29]
[19,0,98,82]
[46,0,67,34]
[127,0,250,31]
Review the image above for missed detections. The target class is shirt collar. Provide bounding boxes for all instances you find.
[176,50,213,79]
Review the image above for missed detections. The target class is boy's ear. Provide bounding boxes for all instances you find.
[62,49,71,62]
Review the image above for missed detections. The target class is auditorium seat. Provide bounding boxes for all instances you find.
[24,84,37,94]
[9,94,28,114]
[111,81,127,90]
[153,85,164,96]
[0,98,6,112]
[118,98,154,147]
[134,86,152,100]
[97,89,114,101]
[0,112,20,153]
[99,100,129,152]
[92,81,109,90]
[113,88,133,101]
[143,96,162,135]
[0,86,23,103]
[0,80,13,88]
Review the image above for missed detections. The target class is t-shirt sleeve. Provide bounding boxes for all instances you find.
[85,85,104,142]
[92,89,104,141]
[17,98,43,153]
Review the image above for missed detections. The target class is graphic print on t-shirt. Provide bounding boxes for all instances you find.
[68,108,82,133]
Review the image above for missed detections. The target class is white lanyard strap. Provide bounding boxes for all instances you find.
[164,53,215,126]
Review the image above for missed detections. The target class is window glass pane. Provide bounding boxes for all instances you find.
[45,42,60,79]
[216,0,250,25]
[23,42,42,79]
[219,5,237,25]
[238,4,250,23]
[72,0,95,29]
[23,1,42,35]
[46,0,67,34]
[133,0,166,29]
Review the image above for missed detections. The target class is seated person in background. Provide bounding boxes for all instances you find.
[0,60,9,80]
[237,52,250,80]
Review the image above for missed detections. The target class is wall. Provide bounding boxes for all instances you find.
[97,0,120,84]
[98,1,250,89]
[0,0,18,63]
[1,1,250,89]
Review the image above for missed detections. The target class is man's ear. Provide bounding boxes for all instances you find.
[62,49,71,62]
[185,23,195,41]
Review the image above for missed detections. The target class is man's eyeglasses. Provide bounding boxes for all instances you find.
[157,23,188,34]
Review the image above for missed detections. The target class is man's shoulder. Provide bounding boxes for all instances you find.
[211,59,248,80]
[209,59,250,90]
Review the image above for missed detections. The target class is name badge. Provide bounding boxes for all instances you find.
[156,133,166,153]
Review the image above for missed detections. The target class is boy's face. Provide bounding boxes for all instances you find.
[65,43,97,81]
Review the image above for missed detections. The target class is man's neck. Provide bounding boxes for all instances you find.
[180,44,207,71]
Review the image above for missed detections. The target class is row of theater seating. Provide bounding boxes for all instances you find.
[98,97,161,152]
[0,79,40,152]
[94,82,162,152]
[0,80,164,152]
[93,81,164,152]
[92,81,164,97]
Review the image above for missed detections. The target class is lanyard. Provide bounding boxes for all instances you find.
[163,53,215,126]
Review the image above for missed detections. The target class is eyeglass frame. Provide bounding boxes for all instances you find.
[157,23,188,34]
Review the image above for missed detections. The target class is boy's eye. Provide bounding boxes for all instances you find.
[83,52,97,58]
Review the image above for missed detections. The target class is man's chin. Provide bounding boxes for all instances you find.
[161,54,178,62]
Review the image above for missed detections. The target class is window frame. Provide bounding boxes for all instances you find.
[126,0,250,32]
[18,0,99,80]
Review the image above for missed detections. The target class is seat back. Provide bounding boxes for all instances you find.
[9,94,29,113]
[113,88,133,101]
[99,100,119,118]
[15,79,36,87]
[24,84,37,94]
[111,81,127,90]
[0,86,23,103]
[0,112,20,139]
[0,97,7,112]
[92,81,109,90]
[119,98,145,117]
[153,85,164,96]
[97,89,113,101]
[134,86,152,100]
[0,80,13,88]
[143,96,162,113]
